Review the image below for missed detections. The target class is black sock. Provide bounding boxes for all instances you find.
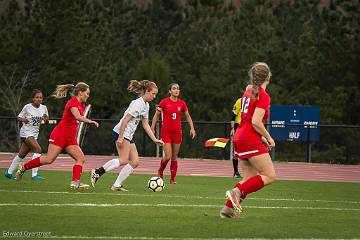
[95,167,106,176]
[232,158,239,174]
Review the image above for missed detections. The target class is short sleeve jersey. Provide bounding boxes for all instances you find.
[57,97,85,136]
[238,87,270,136]
[232,98,242,124]
[113,97,149,141]
[157,97,188,132]
[18,103,48,139]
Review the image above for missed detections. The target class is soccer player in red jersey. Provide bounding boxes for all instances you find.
[15,82,99,189]
[151,83,196,184]
[220,62,276,218]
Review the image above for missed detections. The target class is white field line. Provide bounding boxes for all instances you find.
[44,236,358,240]
[0,189,359,205]
[0,202,359,211]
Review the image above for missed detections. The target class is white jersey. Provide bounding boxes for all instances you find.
[113,97,149,141]
[18,103,48,139]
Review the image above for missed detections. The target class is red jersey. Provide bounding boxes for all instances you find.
[157,97,188,132]
[234,87,270,153]
[56,97,85,136]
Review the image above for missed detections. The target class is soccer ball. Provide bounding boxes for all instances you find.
[148,176,164,192]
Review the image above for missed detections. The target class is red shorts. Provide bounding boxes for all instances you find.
[233,135,268,159]
[161,130,182,144]
[49,126,78,148]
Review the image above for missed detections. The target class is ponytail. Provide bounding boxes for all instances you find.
[52,82,89,99]
[248,62,271,99]
[128,80,157,96]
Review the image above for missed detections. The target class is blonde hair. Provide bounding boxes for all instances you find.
[52,82,89,99]
[248,62,272,99]
[128,80,157,96]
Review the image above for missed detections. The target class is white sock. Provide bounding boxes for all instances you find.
[113,164,134,187]
[7,155,24,174]
[103,158,120,172]
[31,153,41,177]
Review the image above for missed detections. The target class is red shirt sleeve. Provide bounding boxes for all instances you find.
[157,99,166,111]
[181,100,188,112]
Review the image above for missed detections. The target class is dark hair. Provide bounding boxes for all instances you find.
[168,83,179,91]
[32,89,42,98]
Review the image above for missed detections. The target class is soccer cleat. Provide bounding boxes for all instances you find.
[225,189,243,214]
[4,171,15,180]
[219,206,240,219]
[233,172,241,178]
[90,169,100,187]
[110,185,128,192]
[31,175,45,180]
[170,179,177,184]
[15,163,26,181]
[70,181,90,190]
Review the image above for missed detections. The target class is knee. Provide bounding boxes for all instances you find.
[130,162,139,168]
[163,155,171,162]
[42,157,54,165]
[265,173,276,185]
[34,147,41,154]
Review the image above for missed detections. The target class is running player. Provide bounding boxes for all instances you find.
[220,62,276,218]
[15,82,99,189]
[5,89,48,180]
[151,83,196,184]
[90,80,163,191]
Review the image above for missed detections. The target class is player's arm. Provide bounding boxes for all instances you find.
[42,107,49,124]
[18,105,29,124]
[70,107,99,127]
[150,108,161,134]
[142,118,164,145]
[251,108,275,148]
[230,112,236,136]
[184,110,196,139]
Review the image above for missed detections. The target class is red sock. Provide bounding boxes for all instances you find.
[170,160,178,181]
[225,199,233,208]
[158,160,168,178]
[236,175,264,196]
[72,164,83,181]
[24,157,42,170]
[225,182,244,208]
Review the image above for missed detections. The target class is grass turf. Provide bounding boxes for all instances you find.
[0,168,359,239]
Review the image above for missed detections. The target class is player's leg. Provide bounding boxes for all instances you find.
[112,140,134,191]
[221,159,258,217]
[91,132,126,187]
[5,141,30,179]
[158,142,172,179]
[16,143,62,180]
[169,142,181,184]
[24,137,45,180]
[226,153,276,214]
[65,145,89,189]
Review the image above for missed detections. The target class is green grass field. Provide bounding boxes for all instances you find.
[0,169,359,239]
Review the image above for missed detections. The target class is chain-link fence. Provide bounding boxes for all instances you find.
[0,117,359,164]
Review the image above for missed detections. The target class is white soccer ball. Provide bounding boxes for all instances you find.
[148,176,164,192]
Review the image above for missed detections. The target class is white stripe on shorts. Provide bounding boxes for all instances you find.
[234,149,259,156]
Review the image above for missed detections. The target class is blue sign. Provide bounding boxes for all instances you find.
[269,105,320,142]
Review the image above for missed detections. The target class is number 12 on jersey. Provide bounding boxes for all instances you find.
[241,97,250,113]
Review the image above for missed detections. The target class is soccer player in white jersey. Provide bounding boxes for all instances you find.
[90,80,163,191]
[5,89,49,180]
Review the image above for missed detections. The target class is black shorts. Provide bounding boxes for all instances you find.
[112,131,134,144]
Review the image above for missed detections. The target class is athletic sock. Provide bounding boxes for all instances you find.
[8,155,24,174]
[170,160,178,181]
[31,153,41,177]
[113,164,134,187]
[95,167,106,176]
[72,164,83,181]
[158,159,168,178]
[235,175,264,196]
[24,157,42,170]
[102,158,120,172]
